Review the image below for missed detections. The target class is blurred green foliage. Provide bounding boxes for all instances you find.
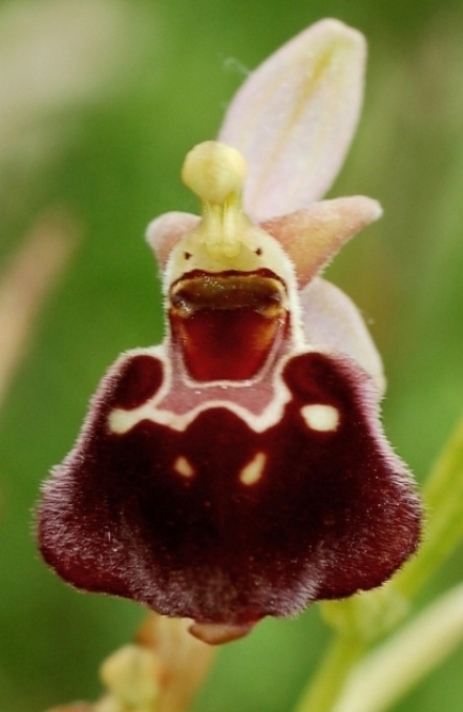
[1,0,463,711]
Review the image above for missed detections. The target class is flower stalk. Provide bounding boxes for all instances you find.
[293,635,366,712]
[332,580,463,712]
[393,411,463,600]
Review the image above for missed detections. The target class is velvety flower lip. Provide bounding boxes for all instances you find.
[39,348,420,630]
[38,19,422,645]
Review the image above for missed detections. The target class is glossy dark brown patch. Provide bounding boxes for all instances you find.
[169,269,290,381]
[169,308,289,381]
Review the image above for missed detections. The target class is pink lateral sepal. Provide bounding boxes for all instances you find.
[300,277,386,395]
[38,347,421,629]
[146,212,200,270]
[261,197,383,287]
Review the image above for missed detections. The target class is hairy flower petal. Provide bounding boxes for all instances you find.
[301,277,385,395]
[219,19,366,220]
[146,212,200,270]
[38,348,419,627]
[261,196,382,287]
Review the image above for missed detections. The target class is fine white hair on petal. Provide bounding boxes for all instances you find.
[218,19,366,221]
[301,277,386,396]
[145,211,200,269]
[262,195,383,287]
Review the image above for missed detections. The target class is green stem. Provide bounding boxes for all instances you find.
[422,413,463,509]
[393,413,463,599]
[327,581,463,712]
[292,634,366,712]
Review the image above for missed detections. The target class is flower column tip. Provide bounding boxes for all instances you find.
[181,141,249,259]
[181,141,247,205]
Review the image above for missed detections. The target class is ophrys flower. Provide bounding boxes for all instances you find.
[38,19,421,645]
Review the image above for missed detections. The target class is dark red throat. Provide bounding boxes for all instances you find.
[168,270,290,381]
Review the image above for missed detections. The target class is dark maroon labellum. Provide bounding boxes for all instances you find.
[38,349,421,627]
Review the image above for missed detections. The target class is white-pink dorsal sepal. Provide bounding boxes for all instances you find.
[219,19,366,221]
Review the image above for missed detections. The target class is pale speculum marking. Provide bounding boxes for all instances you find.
[239,451,267,485]
[173,456,195,478]
[300,404,340,432]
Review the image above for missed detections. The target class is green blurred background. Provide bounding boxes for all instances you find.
[1,0,463,710]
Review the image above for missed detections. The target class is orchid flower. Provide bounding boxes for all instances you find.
[38,19,421,646]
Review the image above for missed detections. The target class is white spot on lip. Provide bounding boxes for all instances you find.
[301,404,339,432]
[173,456,195,478]
[239,452,266,485]
[108,409,133,434]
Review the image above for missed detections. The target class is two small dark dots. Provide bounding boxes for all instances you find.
[183,249,262,258]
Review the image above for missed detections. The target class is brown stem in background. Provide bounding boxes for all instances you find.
[47,613,216,712]
[0,208,78,414]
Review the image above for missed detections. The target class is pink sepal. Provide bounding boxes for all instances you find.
[219,19,366,220]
